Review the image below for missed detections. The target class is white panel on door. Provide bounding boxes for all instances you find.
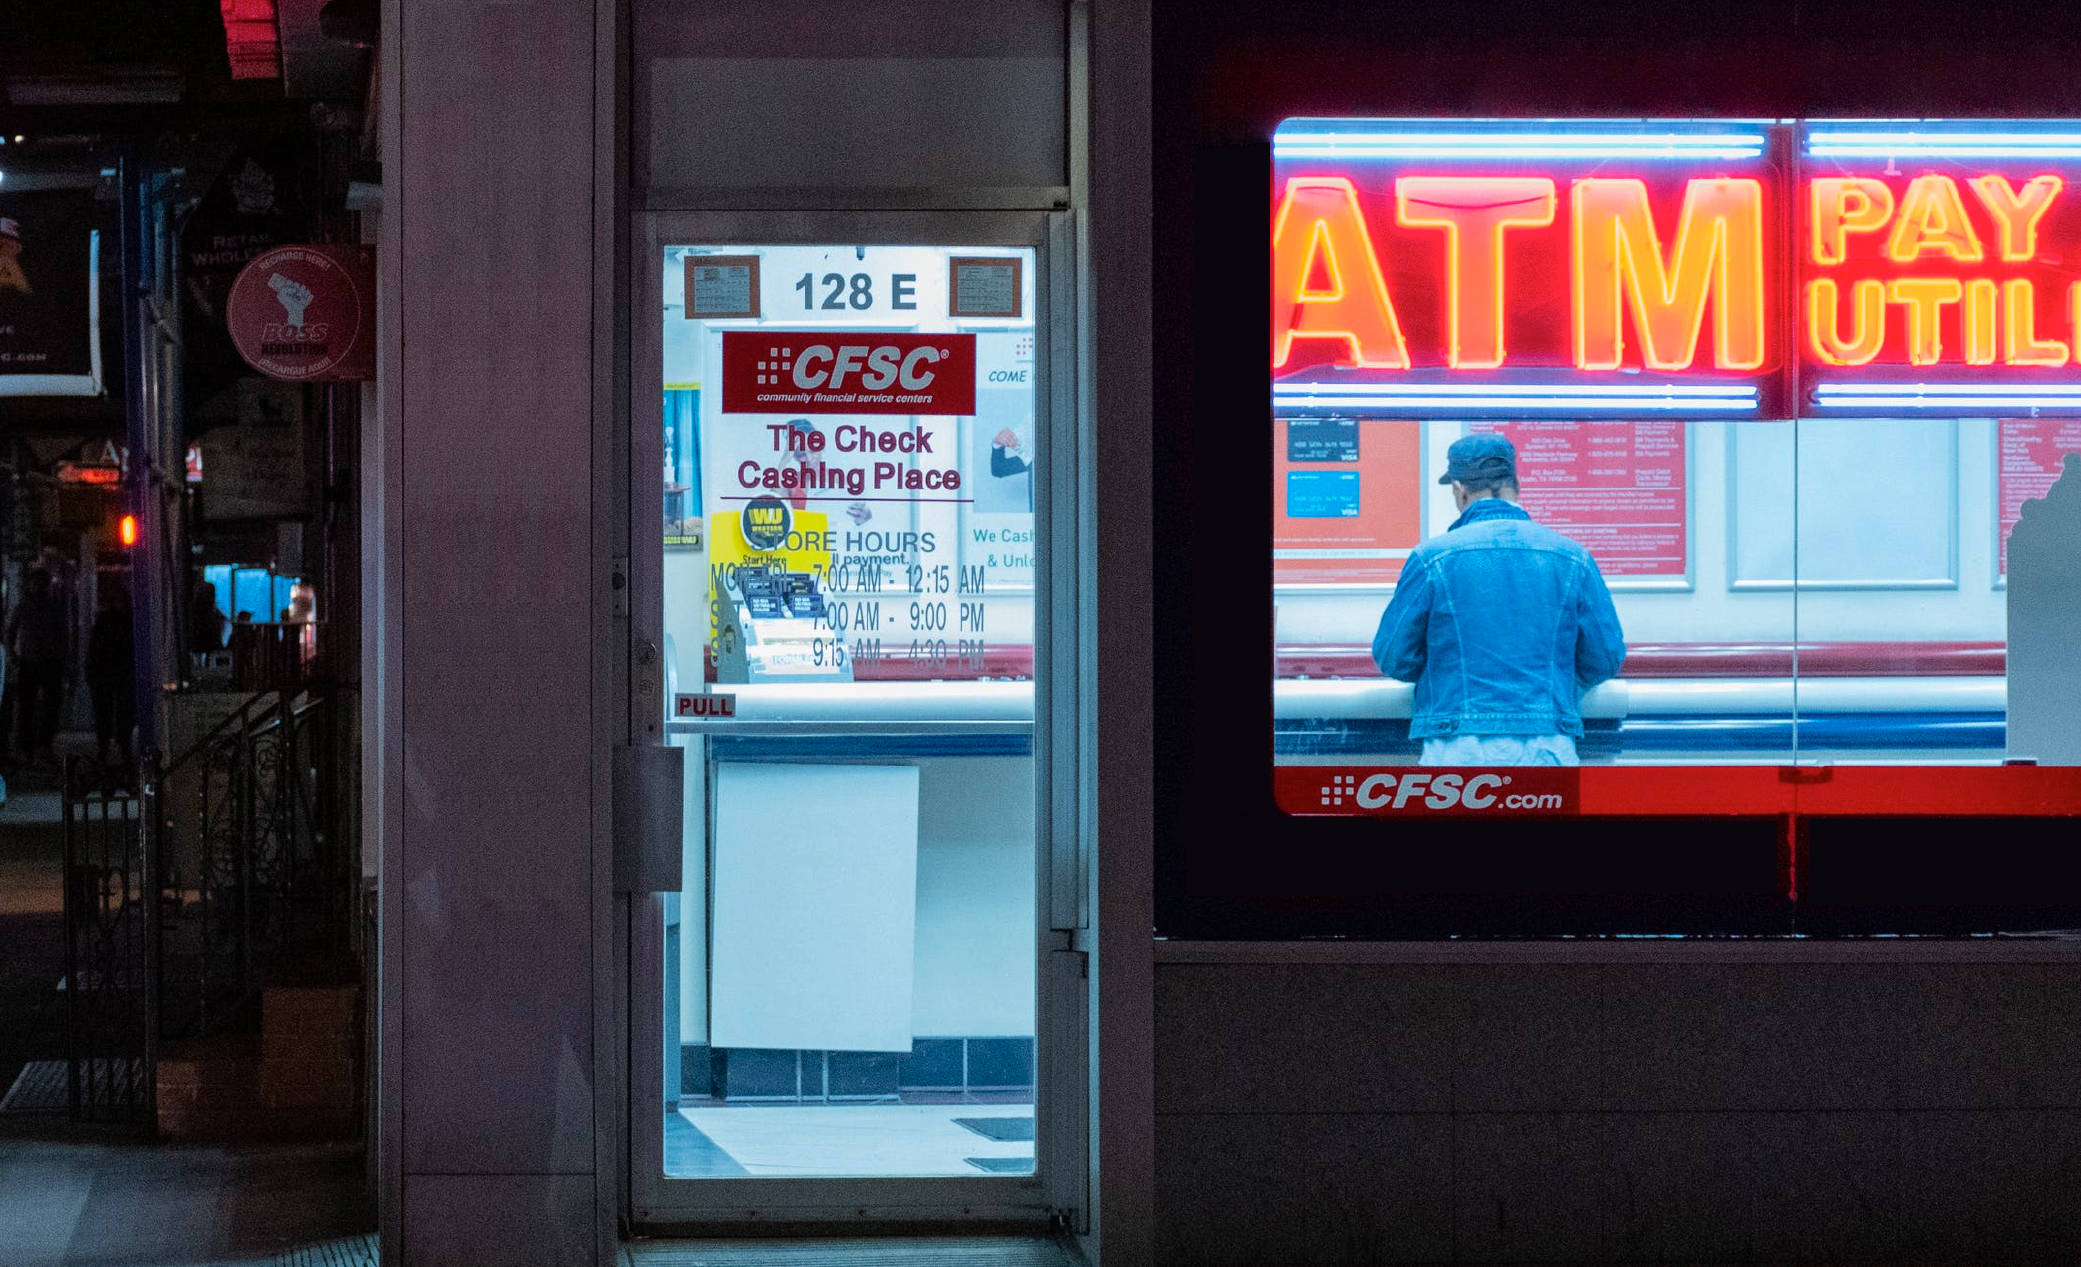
[709,763,921,1052]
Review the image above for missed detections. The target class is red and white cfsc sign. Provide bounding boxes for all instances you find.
[720,331,978,415]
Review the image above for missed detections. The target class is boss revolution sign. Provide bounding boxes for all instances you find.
[1273,119,2081,417]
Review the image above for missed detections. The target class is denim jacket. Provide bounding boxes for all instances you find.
[1372,498,1626,738]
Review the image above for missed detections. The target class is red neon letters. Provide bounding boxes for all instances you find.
[1271,169,2081,374]
[1271,177,1409,369]
[1394,177,1556,369]
[1572,178,1765,372]
[1272,173,1769,374]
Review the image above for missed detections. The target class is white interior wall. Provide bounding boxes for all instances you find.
[912,756,1037,1037]
[1277,418,2010,649]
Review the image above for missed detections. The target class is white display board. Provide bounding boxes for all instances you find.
[709,763,920,1052]
[1730,418,1958,589]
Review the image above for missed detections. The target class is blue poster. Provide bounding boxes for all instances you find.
[1285,470,1361,518]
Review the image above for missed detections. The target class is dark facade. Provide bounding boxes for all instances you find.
[365,1,2081,1264]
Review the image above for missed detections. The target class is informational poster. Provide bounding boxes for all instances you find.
[966,332,1038,592]
[686,255,759,318]
[0,191,101,396]
[1998,418,2081,576]
[949,257,1023,318]
[1469,420,1688,580]
[1272,419,1423,585]
[663,388,702,547]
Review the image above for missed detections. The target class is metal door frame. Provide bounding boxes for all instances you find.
[626,208,1087,1228]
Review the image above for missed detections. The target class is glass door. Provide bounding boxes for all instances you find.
[629,212,1074,1225]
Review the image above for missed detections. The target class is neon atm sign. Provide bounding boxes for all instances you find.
[1801,122,2081,413]
[1272,119,2081,418]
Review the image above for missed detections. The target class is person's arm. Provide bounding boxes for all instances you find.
[991,426,1032,477]
[1573,556,1626,690]
[1371,557,1431,682]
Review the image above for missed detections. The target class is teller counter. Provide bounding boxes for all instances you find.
[1275,675,2007,761]
[667,681,1035,756]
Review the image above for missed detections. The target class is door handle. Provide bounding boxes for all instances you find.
[613,744,685,893]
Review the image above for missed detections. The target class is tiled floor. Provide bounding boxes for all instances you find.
[670,1103,1035,1178]
[625,1237,1081,1266]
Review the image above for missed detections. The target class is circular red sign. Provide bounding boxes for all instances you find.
[226,245,367,380]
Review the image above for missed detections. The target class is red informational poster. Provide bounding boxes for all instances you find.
[1469,420,1687,579]
[1272,419,1422,585]
[1998,418,2081,576]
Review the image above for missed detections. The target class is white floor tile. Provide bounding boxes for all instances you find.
[681,1103,1035,1177]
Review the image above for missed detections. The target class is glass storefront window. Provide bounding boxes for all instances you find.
[1268,116,2081,820]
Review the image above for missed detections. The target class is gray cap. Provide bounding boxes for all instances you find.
[1439,433,1517,485]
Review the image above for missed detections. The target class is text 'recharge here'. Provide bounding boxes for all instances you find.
[1805,173,2080,368]
[1271,175,1767,374]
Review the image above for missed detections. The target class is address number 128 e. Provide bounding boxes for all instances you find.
[795,272,919,312]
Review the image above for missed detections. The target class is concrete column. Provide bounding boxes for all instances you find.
[1089,1,1156,1265]
[380,1,613,1262]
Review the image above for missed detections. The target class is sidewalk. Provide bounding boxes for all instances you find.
[0,725,376,1267]
[0,1123,374,1267]
[0,768,67,1108]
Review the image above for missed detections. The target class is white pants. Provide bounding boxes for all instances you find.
[1420,734,1579,766]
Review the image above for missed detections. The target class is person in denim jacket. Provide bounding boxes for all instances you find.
[1372,433,1626,766]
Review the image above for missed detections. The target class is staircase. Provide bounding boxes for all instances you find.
[63,680,361,1135]
[157,983,359,1140]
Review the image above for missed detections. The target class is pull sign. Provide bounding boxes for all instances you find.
[675,692,737,719]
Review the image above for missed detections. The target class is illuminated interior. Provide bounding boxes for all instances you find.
[1269,118,2081,784]
[657,243,1041,1179]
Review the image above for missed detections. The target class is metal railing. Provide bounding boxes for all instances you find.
[60,677,356,1128]
[154,686,354,1043]
[61,760,150,1123]
[229,620,329,694]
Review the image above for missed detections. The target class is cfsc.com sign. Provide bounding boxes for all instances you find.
[1273,767,1579,817]
[721,331,977,415]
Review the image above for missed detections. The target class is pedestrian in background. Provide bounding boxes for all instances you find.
[87,583,136,770]
[5,569,69,766]
[190,578,226,669]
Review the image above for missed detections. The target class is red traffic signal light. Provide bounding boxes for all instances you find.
[118,514,138,547]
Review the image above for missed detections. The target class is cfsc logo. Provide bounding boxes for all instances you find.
[755,343,949,391]
[723,331,977,415]
[1319,771,1567,812]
